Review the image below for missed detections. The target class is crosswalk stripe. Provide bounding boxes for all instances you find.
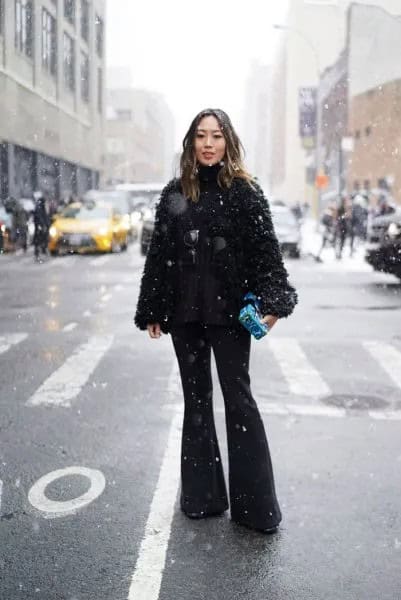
[363,341,401,390]
[267,338,331,396]
[26,335,114,408]
[0,333,28,355]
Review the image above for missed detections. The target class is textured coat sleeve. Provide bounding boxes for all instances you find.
[241,182,298,318]
[134,182,174,330]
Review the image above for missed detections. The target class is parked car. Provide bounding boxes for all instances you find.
[140,196,160,256]
[271,205,301,258]
[48,201,129,255]
[365,209,401,279]
[84,190,136,241]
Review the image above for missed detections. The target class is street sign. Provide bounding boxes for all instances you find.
[299,87,317,145]
[315,171,329,189]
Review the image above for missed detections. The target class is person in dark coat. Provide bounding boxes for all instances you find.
[135,108,297,534]
[33,192,50,261]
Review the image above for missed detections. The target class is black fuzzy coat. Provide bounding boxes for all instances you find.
[134,177,298,333]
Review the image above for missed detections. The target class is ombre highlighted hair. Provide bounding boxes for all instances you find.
[180,108,254,202]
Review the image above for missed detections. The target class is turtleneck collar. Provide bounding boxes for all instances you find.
[198,162,223,186]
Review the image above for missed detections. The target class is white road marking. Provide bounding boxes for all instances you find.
[28,466,106,519]
[0,479,3,515]
[363,341,401,390]
[62,322,77,332]
[369,411,401,421]
[83,310,92,318]
[268,338,331,397]
[113,284,124,292]
[163,402,401,421]
[91,255,110,266]
[100,293,112,303]
[128,362,182,600]
[26,335,114,407]
[0,333,28,355]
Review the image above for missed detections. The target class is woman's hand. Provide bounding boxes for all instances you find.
[261,315,279,330]
[147,323,162,339]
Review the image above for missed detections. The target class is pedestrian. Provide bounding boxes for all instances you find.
[315,201,337,262]
[33,192,50,261]
[134,108,297,534]
[335,193,352,259]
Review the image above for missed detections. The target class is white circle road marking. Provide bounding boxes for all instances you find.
[28,466,106,519]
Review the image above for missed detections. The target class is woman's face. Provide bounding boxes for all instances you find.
[194,115,226,167]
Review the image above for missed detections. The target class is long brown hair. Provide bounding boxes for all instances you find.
[180,108,254,202]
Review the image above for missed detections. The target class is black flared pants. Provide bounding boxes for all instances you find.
[171,322,282,530]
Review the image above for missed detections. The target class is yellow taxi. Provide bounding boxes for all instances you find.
[48,201,129,255]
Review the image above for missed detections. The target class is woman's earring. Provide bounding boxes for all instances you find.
[190,162,199,179]
[219,160,225,167]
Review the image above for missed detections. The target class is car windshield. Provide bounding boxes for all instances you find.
[0,208,11,224]
[60,205,110,220]
[88,192,129,213]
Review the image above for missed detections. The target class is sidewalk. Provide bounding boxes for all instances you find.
[300,218,371,272]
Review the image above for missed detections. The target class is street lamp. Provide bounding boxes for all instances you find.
[272,24,321,78]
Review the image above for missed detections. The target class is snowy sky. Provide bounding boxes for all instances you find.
[106,0,289,149]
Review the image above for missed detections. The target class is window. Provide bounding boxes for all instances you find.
[63,32,75,91]
[81,0,89,42]
[97,67,103,113]
[15,0,33,58]
[95,15,103,57]
[80,52,89,102]
[42,9,57,77]
[64,0,75,25]
[365,126,371,137]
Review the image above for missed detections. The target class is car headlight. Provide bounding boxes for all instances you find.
[49,226,58,238]
[0,224,5,233]
[388,222,401,238]
[98,226,109,236]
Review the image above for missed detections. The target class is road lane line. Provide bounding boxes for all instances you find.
[162,402,401,421]
[62,322,77,332]
[363,341,401,390]
[0,333,28,355]
[268,338,331,397]
[128,362,181,600]
[26,335,114,408]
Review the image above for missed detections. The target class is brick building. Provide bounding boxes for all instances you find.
[348,79,401,202]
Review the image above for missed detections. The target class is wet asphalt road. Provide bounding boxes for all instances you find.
[0,241,401,600]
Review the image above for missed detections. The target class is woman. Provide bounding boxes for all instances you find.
[135,109,297,534]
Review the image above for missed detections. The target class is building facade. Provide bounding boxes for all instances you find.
[317,3,401,204]
[348,79,401,201]
[0,0,106,202]
[241,61,271,190]
[268,0,401,209]
[104,85,175,185]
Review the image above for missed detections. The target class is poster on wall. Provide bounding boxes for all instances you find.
[299,87,317,148]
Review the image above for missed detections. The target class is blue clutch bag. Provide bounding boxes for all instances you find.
[238,292,269,340]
